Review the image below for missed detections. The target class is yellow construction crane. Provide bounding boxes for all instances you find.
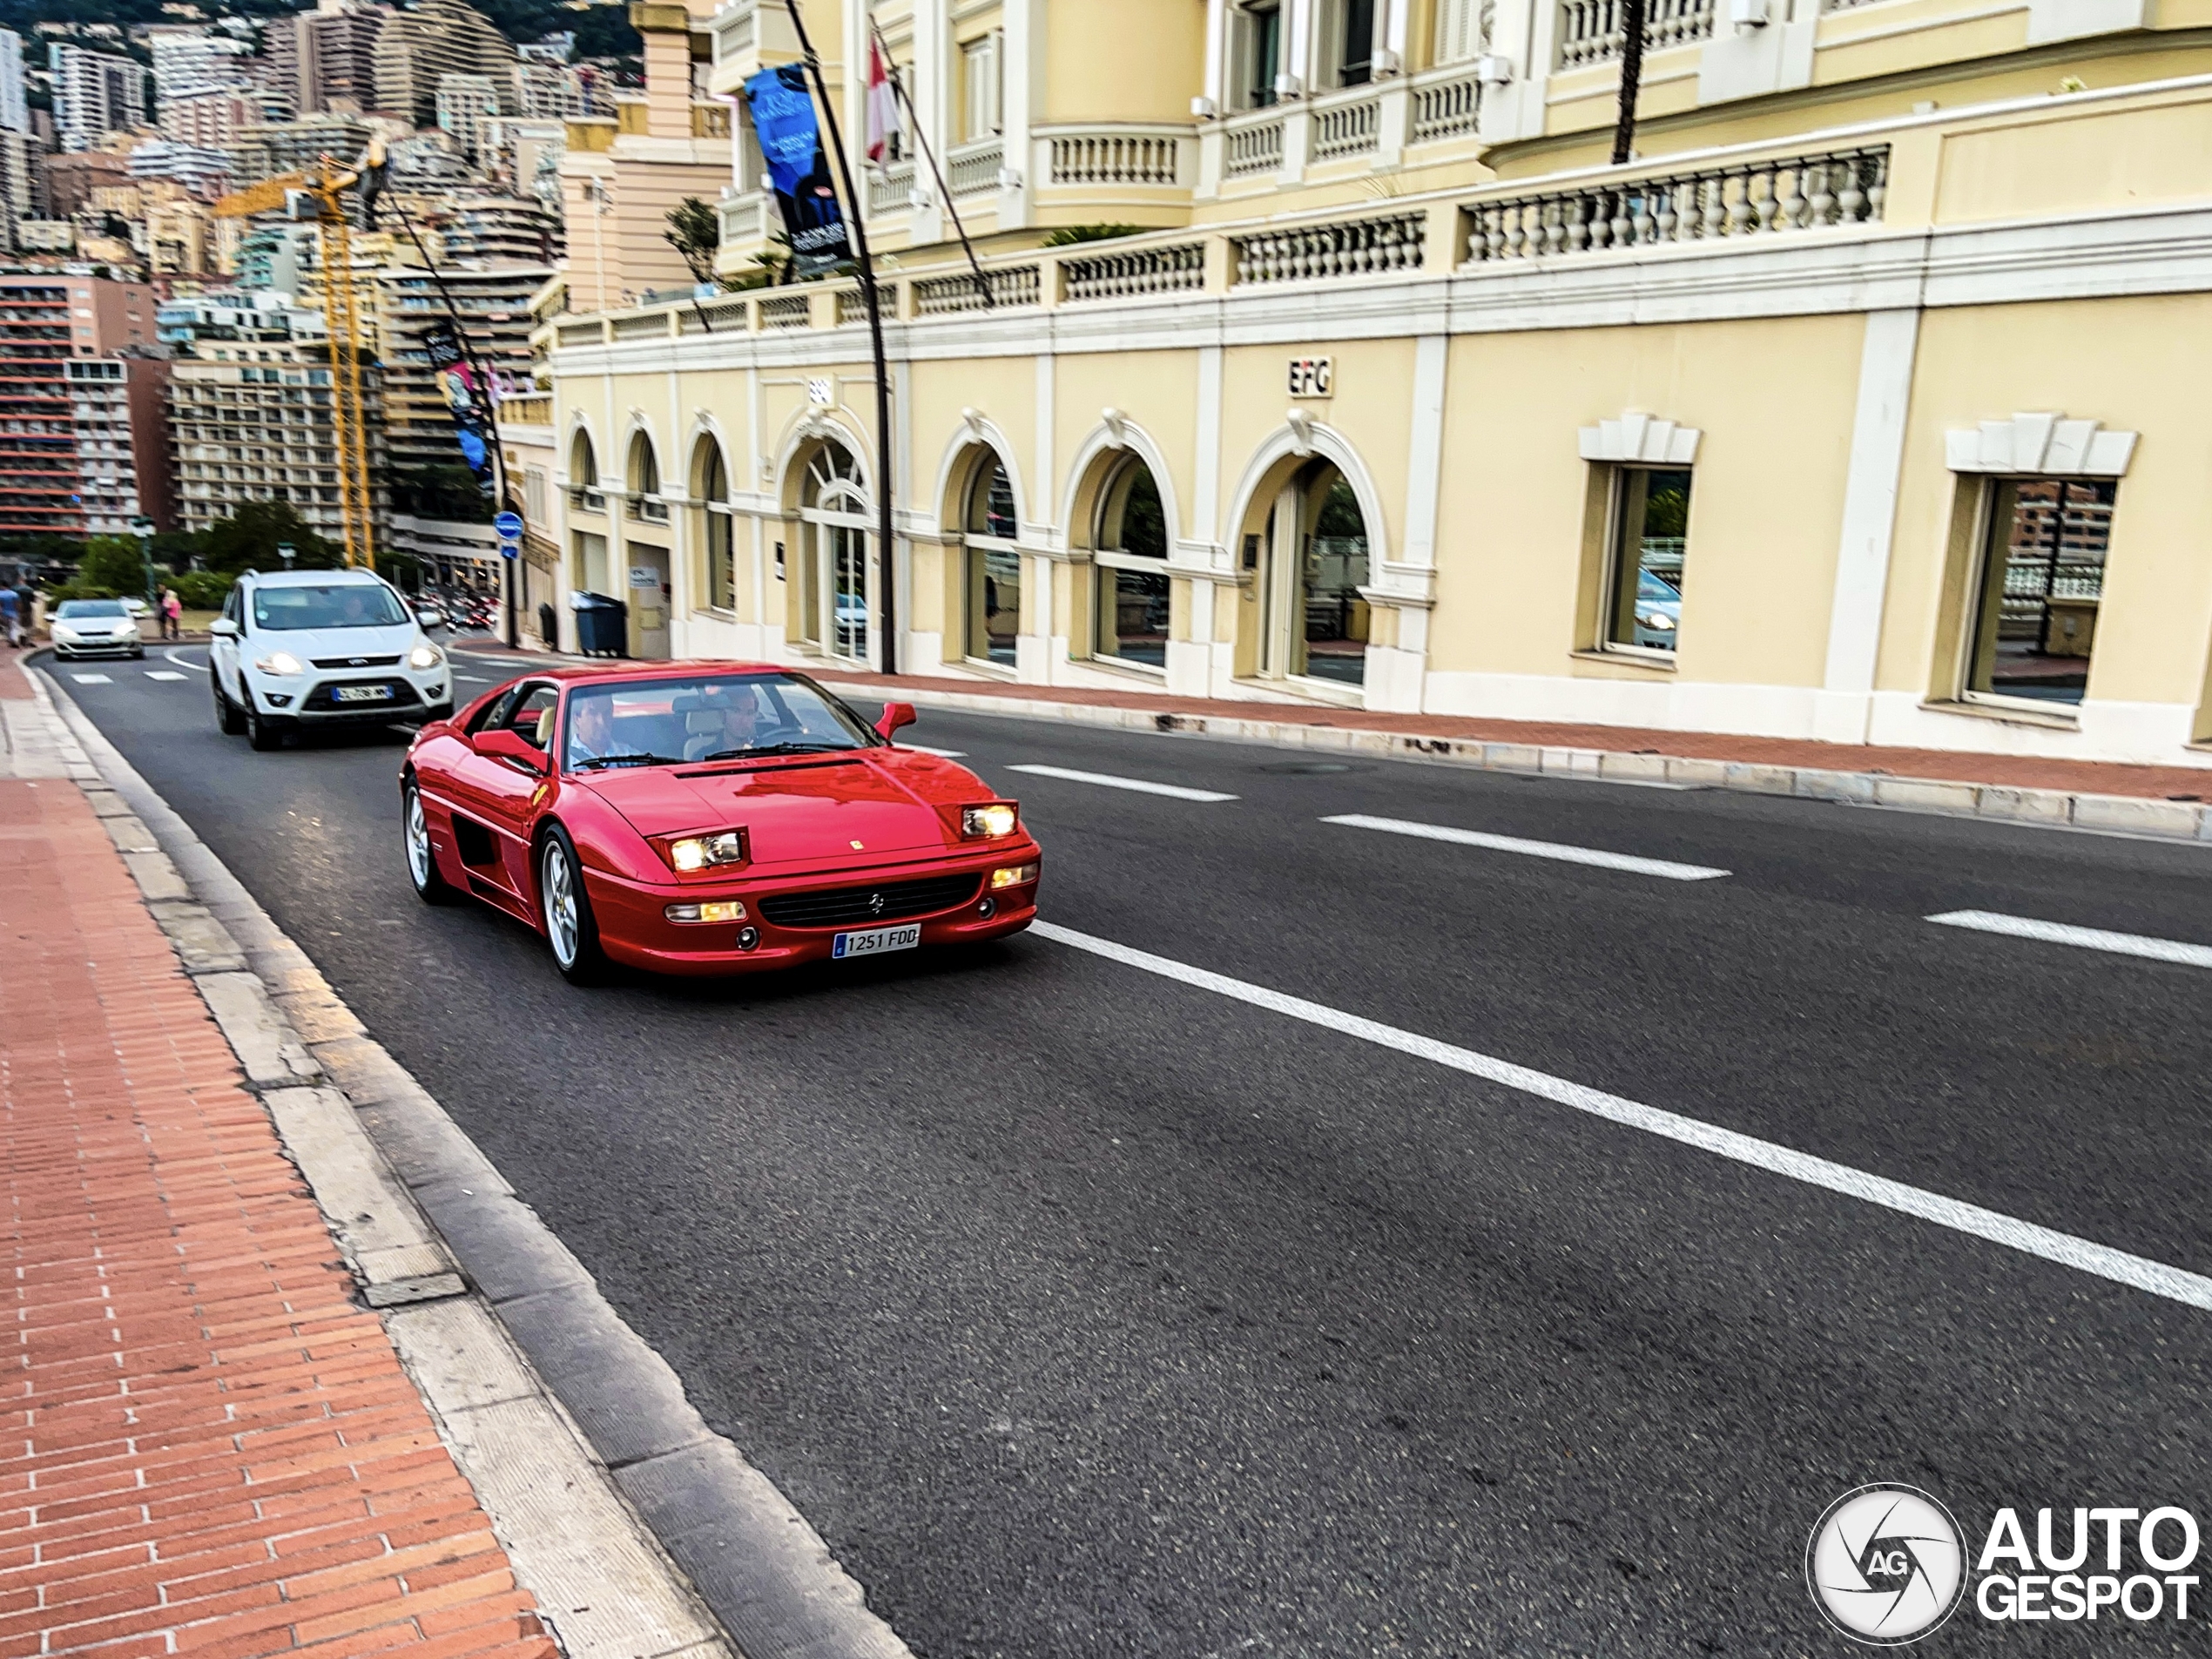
[214,147,380,571]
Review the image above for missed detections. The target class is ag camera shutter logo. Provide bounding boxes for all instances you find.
[1807,1485,1967,1644]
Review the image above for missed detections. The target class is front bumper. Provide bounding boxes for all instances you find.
[53,637,142,658]
[251,673,448,725]
[583,846,1043,976]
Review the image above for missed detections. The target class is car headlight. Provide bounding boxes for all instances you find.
[51,626,77,642]
[1639,612,1676,631]
[253,651,305,676]
[658,829,746,873]
[409,643,444,670]
[989,861,1039,889]
[961,803,1019,839]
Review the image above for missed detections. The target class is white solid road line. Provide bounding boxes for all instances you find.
[164,648,207,674]
[454,674,493,684]
[70,673,111,684]
[900,743,967,758]
[1323,813,1730,881]
[1032,921,2212,1312]
[1006,763,1238,803]
[145,671,188,682]
[1927,909,2212,971]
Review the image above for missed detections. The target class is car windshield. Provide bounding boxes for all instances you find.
[562,674,877,772]
[56,599,128,618]
[1637,570,1682,603]
[252,583,408,631]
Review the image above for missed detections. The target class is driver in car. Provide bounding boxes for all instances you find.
[566,695,648,765]
[685,690,765,761]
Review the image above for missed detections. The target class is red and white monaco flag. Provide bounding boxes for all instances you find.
[866,36,896,163]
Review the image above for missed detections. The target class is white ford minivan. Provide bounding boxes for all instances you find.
[208,569,451,750]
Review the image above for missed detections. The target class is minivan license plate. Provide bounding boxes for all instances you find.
[832,923,921,960]
[334,685,394,703]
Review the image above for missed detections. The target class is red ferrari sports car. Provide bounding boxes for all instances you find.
[399,664,1042,981]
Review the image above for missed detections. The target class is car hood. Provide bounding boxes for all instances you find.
[578,749,994,865]
[56,615,136,632]
[252,623,422,660]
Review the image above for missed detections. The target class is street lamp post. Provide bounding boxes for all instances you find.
[130,516,156,611]
[278,542,297,570]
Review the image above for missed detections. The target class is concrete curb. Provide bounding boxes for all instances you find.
[33,664,918,1659]
[829,683,2212,846]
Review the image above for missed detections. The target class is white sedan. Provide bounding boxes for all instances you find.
[50,598,145,660]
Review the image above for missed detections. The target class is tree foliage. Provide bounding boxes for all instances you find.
[664,198,722,287]
[80,536,151,597]
[200,501,340,576]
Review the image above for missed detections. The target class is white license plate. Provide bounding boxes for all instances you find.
[333,685,395,703]
[832,923,921,960]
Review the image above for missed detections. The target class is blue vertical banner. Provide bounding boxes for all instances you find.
[422,317,498,497]
[743,64,853,275]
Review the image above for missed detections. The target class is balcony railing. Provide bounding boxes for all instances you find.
[947,139,1004,197]
[1558,0,1716,67]
[1062,242,1207,302]
[1234,211,1427,285]
[1410,66,1484,144]
[867,160,915,216]
[1044,126,1188,187]
[914,266,1041,315]
[1223,111,1285,178]
[1311,91,1380,162]
[759,293,813,329]
[1464,145,1890,260]
[691,100,731,138]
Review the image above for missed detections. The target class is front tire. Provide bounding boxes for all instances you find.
[212,673,245,734]
[244,703,282,752]
[402,779,455,905]
[537,826,608,984]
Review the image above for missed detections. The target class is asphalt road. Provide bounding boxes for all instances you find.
[53,641,2212,1657]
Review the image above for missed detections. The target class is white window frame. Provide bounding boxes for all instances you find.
[961,32,1002,142]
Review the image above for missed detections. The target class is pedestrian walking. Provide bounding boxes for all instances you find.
[160,585,183,642]
[0,584,19,649]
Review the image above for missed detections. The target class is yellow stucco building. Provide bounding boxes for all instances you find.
[519,0,2212,770]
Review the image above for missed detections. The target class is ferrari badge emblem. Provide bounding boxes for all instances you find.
[867,892,887,916]
[850,840,865,850]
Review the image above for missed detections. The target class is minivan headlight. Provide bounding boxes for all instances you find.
[409,643,445,670]
[253,651,305,676]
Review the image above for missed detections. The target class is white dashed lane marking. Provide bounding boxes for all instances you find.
[1927,910,2212,971]
[1323,813,1730,881]
[70,673,111,684]
[1032,921,2212,1312]
[145,671,188,682]
[900,744,967,758]
[1005,764,1238,803]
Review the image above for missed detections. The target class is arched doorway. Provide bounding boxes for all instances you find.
[693,437,734,611]
[961,450,1019,666]
[1092,453,1169,667]
[1250,461,1370,685]
[796,440,872,665]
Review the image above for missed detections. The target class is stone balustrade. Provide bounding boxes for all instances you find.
[1062,243,1208,303]
[1224,111,1286,179]
[867,161,915,217]
[914,266,1042,315]
[1233,212,1428,286]
[1463,145,1891,260]
[947,139,1005,197]
[1558,0,1716,67]
[1311,92,1380,161]
[1411,67,1485,143]
[1047,128,1187,187]
[758,293,813,329]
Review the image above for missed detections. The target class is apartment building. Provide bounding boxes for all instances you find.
[228,112,374,184]
[147,26,255,108]
[160,89,270,150]
[265,0,391,117]
[65,354,173,536]
[168,337,385,544]
[0,273,158,539]
[374,0,518,130]
[0,28,27,136]
[435,193,562,264]
[51,46,150,151]
[536,0,2212,772]
[43,150,132,219]
[435,72,504,160]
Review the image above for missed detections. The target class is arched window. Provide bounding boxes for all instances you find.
[797,441,871,663]
[962,452,1018,666]
[569,428,599,506]
[628,432,665,522]
[1255,461,1369,685]
[698,439,733,611]
[1093,454,1169,669]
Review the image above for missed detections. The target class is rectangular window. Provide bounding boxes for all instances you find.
[1436,0,1485,60]
[1328,0,1378,85]
[1238,3,1282,108]
[1964,477,2114,706]
[961,34,1001,141]
[1601,467,1689,654]
[707,509,735,611]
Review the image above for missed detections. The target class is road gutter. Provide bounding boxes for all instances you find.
[30,663,916,1659]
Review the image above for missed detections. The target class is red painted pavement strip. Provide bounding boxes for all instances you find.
[456,644,2212,803]
[0,776,556,1658]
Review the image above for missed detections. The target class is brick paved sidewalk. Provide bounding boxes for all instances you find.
[1,667,553,1654]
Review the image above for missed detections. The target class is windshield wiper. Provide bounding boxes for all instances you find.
[574,752,683,770]
[696,742,859,761]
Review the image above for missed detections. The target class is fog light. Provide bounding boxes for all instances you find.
[664,900,747,924]
[977,896,997,919]
[266,694,293,707]
[989,862,1038,890]
[736,925,760,951]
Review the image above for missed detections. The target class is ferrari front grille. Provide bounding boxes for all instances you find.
[758,872,982,930]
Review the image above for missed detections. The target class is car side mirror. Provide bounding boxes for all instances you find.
[875,701,917,740]
[476,728,550,773]
[207,617,239,637]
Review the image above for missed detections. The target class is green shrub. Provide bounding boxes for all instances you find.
[172,570,234,610]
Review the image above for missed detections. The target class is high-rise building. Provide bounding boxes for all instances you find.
[0,29,28,135]
[435,71,502,160]
[51,46,150,151]
[373,0,516,130]
[148,26,254,109]
[66,354,174,536]
[512,58,606,121]
[373,261,548,479]
[437,194,561,265]
[159,89,272,151]
[227,111,373,184]
[128,138,232,202]
[0,130,41,239]
[0,273,159,539]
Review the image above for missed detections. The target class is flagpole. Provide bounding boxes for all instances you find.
[784,2,898,678]
[871,19,992,310]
